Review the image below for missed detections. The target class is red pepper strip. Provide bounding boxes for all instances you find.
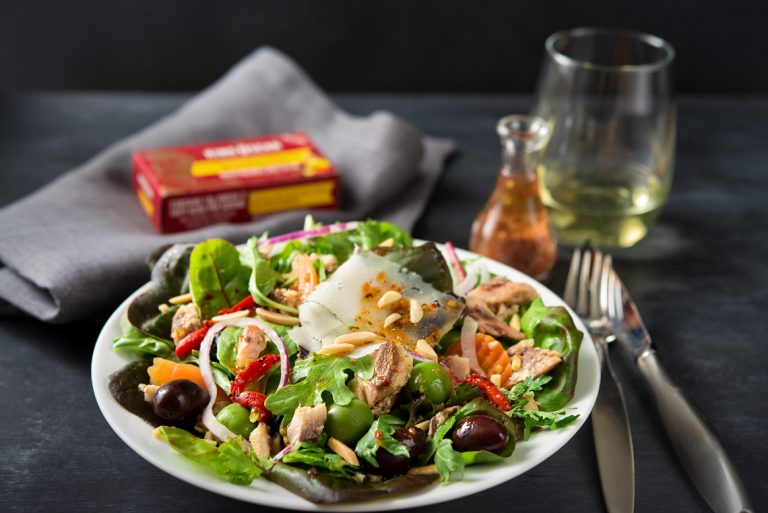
[217,295,256,316]
[463,374,512,411]
[229,354,280,422]
[232,391,272,422]
[175,320,215,359]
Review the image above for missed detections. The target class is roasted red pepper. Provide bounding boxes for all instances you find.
[174,320,214,359]
[217,295,257,315]
[463,374,512,411]
[229,354,280,421]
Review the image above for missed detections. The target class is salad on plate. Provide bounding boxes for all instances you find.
[108,218,584,504]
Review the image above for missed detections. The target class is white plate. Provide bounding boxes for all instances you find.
[91,243,600,511]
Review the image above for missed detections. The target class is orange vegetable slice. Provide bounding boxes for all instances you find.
[445,333,513,386]
[147,357,206,390]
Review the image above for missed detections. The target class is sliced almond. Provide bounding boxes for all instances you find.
[318,343,355,356]
[211,310,250,322]
[328,437,360,466]
[407,464,438,475]
[168,293,193,305]
[490,373,502,387]
[383,313,402,328]
[157,303,170,314]
[377,238,394,248]
[138,384,159,403]
[334,331,377,346]
[377,290,402,308]
[415,339,438,362]
[509,313,521,331]
[255,307,300,326]
[409,298,423,323]
[510,353,522,371]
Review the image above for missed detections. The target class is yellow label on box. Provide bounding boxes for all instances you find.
[248,180,336,215]
[191,148,331,177]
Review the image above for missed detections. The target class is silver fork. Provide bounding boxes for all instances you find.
[565,245,635,513]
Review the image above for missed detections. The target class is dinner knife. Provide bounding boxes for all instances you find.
[617,279,753,513]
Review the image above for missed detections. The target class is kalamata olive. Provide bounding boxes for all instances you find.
[451,415,509,454]
[375,427,427,477]
[152,379,210,422]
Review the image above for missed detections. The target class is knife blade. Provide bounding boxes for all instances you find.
[616,276,753,513]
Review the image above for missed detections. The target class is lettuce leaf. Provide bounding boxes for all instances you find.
[282,442,358,479]
[434,439,465,482]
[156,427,262,485]
[113,318,174,357]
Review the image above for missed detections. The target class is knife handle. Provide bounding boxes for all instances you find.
[637,349,752,513]
[592,342,635,513]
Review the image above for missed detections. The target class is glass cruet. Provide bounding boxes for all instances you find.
[469,115,557,280]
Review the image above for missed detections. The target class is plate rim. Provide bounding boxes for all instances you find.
[91,241,599,512]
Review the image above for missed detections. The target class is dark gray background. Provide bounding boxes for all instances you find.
[2,0,766,93]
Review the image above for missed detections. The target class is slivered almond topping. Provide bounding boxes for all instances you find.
[168,293,193,305]
[511,353,522,371]
[255,307,300,326]
[377,238,394,248]
[407,464,438,475]
[334,331,377,346]
[522,395,539,411]
[328,437,360,466]
[318,343,355,356]
[211,310,250,322]
[519,339,535,348]
[138,384,159,403]
[157,303,170,314]
[490,373,502,387]
[383,313,402,328]
[415,339,438,361]
[509,313,521,331]
[409,298,423,323]
[377,290,402,308]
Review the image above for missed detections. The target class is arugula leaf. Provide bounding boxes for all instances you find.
[215,326,242,372]
[264,354,373,417]
[511,407,579,441]
[127,244,193,340]
[434,439,465,482]
[282,442,358,479]
[156,427,261,485]
[501,375,552,403]
[189,239,251,319]
[113,318,174,357]
[354,415,410,468]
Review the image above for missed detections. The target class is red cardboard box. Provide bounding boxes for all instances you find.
[132,132,339,233]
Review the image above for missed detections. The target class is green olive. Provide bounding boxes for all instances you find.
[215,403,256,438]
[325,399,374,445]
[407,362,453,405]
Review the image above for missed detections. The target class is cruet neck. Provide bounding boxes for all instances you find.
[497,115,551,178]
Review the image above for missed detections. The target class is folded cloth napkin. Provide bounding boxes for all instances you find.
[0,47,455,323]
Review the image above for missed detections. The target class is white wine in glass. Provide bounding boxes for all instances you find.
[534,28,676,248]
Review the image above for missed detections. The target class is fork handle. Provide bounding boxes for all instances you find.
[637,349,752,513]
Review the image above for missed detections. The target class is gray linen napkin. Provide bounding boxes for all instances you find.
[0,47,455,323]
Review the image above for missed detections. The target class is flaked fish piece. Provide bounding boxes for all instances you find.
[506,339,562,386]
[249,422,272,459]
[357,341,413,416]
[271,287,301,309]
[466,303,526,340]
[467,278,539,308]
[236,324,267,370]
[171,303,202,344]
[286,403,327,446]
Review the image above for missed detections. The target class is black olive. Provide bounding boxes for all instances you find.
[451,415,509,454]
[374,427,427,477]
[152,379,210,422]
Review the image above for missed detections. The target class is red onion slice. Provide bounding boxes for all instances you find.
[273,444,294,462]
[259,222,358,249]
[443,241,466,281]
[460,316,484,376]
[406,349,433,364]
[454,265,479,296]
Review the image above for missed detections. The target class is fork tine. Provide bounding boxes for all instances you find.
[564,247,582,308]
[589,247,603,319]
[599,254,613,319]
[577,246,592,316]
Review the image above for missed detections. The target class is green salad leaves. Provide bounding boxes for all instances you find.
[355,415,410,468]
[189,239,251,318]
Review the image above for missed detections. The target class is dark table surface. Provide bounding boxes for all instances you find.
[0,93,766,513]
